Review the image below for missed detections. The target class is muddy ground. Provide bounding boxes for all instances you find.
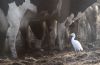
[0,48,100,65]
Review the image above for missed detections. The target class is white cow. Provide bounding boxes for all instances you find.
[4,0,37,58]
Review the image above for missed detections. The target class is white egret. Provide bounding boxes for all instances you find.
[70,33,83,51]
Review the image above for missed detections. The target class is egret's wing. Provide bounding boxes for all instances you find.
[72,40,83,50]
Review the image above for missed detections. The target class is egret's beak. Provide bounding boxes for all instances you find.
[70,34,73,37]
[70,33,72,36]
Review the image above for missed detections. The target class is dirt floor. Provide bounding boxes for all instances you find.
[0,48,100,65]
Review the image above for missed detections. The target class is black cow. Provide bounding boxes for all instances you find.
[0,0,96,59]
[20,0,60,51]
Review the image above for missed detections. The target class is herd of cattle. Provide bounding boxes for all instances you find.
[0,0,96,59]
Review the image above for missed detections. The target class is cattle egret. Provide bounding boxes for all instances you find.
[70,33,83,51]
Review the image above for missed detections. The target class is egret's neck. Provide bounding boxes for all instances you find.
[71,36,75,41]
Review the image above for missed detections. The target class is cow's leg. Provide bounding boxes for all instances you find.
[6,11,21,58]
[6,18,20,58]
[20,17,29,53]
[46,19,57,51]
[0,9,9,58]
[57,22,66,51]
[5,2,23,58]
[50,20,57,50]
[20,10,34,53]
